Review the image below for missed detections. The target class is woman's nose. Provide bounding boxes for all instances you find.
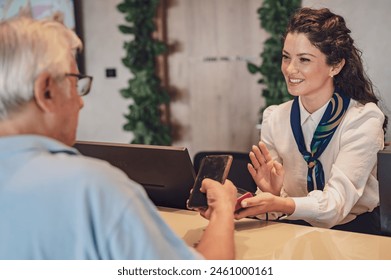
[286,60,299,74]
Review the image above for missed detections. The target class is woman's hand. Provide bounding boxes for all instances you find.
[248,141,285,196]
[234,192,295,220]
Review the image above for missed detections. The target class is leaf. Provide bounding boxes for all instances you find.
[152,41,167,55]
[117,3,128,13]
[120,88,131,98]
[249,0,301,122]
[118,25,135,34]
[247,63,260,74]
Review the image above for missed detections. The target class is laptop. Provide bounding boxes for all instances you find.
[73,141,196,209]
[378,148,391,236]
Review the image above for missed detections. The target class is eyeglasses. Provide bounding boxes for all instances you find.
[65,73,93,96]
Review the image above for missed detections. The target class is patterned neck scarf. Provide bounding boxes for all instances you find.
[290,90,350,192]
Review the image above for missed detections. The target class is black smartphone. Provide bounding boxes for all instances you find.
[187,155,233,209]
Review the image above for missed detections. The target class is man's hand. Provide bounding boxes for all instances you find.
[198,178,237,220]
[195,178,237,259]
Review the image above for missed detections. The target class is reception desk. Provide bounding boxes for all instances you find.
[158,207,391,260]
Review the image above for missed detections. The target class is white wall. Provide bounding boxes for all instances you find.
[165,0,264,157]
[303,0,391,140]
[78,0,391,144]
[76,0,133,143]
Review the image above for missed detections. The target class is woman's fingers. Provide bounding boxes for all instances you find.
[249,151,261,170]
[247,163,257,177]
[251,141,272,168]
[236,196,261,219]
[273,161,284,176]
[252,145,266,166]
[258,142,272,163]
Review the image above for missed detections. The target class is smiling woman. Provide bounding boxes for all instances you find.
[236,7,388,236]
[281,32,345,113]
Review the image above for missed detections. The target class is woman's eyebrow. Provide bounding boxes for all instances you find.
[282,49,317,57]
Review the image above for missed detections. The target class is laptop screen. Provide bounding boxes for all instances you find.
[74,141,196,209]
[378,148,391,236]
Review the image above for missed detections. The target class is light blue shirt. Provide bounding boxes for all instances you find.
[0,135,201,260]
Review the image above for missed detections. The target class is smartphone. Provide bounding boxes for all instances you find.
[187,155,233,209]
[235,189,255,212]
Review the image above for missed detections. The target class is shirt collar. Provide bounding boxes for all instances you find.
[298,97,330,126]
[0,135,79,156]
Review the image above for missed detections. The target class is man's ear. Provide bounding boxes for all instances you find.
[330,59,345,77]
[34,72,55,112]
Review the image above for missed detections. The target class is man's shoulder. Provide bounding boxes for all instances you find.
[21,137,145,199]
[46,151,143,196]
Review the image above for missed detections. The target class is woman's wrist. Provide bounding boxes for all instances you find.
[282,197,295,215]
[274,196,295,215]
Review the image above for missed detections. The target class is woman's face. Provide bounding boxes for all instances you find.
[281,32,335,106]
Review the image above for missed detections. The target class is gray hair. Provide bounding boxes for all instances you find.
[0,16,82,119]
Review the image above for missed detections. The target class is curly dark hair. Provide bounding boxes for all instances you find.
[283,7,387,131]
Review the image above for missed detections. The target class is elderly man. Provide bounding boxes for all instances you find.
[0,16,237,259]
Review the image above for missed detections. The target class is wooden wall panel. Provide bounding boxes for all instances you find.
[166,0,267,158]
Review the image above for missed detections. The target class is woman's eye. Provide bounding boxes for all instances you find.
[282,54,290,60]
[300,57,310,62]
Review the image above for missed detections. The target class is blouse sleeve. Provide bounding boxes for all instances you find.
[261,105,290,198]
[289,102,385,228]
[261,105,282,162]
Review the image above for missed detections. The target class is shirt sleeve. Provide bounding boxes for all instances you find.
[105,181,203,260]
[289,102,385,228]
[77,158,203,260]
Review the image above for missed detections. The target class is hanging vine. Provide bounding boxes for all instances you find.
[247,0,302,122]
[117,0,171,145]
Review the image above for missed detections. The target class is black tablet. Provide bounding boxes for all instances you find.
[74,141,196,209]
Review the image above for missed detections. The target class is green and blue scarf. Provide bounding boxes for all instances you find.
[290,90,350,192]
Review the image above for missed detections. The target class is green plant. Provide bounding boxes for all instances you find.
[247,0,301,122]
[117,0,171,145]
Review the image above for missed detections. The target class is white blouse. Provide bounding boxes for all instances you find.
[261,98,385,228]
